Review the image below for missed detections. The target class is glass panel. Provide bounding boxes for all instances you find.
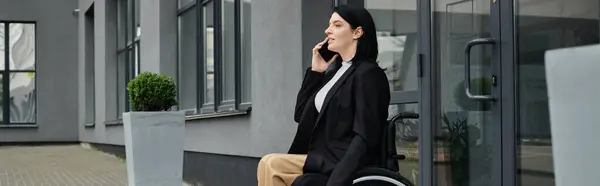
[388,103,420,186]
[0,75,4,121]
[125,48,134,112]
[117,51,127,117]
[178,7,198,112]
[135,0,140,38]
[221,0,235,104]
[206,72,214,104]
[364,0,418,92]
[8,24,35,70]
[432,0,495,185]
[0,23,5,71]
[117,0,128,49]
[241,0,251,103]
[134,42,140,76]
[179,0,195,8]
[128,48,134,80]
[204,1,215,105]
[127,0,133,40]
[10,72,35,123]
[515,0,599,185]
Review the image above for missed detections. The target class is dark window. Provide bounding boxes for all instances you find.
[117,0,140,118]
[177,0,252,116]
[85,4,96,125]
[0,22,37,125]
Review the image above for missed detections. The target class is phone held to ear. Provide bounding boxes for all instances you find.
[318,42,338,62]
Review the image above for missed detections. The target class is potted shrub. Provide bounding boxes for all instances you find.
[123,71,185,186]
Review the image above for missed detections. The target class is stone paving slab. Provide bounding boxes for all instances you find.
[0,144,190,186]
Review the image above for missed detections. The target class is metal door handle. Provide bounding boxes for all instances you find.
[464,38,496,101]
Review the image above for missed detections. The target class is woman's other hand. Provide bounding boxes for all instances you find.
[311,38,338,73]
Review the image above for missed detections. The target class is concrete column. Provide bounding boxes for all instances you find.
[94,0,110,140]
[250,0,304,155]
[140,0,178,79]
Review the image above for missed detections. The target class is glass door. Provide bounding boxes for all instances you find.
[514,0,600,185]
[429,0,503,185]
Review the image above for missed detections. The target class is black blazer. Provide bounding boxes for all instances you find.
[288,59,391,186]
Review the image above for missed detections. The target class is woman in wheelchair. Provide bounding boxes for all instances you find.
[257,5,405,186]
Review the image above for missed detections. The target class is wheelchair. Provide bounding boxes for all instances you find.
[351,112,419,186]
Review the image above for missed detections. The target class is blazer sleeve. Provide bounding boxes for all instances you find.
[326,66,391,186]
[294,67,326,123]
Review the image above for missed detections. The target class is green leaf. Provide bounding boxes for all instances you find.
[126,71,178,112]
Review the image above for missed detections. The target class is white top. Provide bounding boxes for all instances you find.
[315,60,353,113]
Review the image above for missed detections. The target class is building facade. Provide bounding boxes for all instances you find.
[0,0,79,142]
[1,0,598,185]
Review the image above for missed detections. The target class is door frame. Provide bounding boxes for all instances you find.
[417,0,433,185]
[499,0,516,184]
[418,0,518,185]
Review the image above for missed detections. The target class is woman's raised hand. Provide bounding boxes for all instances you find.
[311,38,338,73]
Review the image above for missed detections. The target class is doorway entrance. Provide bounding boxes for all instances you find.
[429,0,506,185]
[335,0,600,185]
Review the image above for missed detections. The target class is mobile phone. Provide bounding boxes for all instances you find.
[318,42,338,62]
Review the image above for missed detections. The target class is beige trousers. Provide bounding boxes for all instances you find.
[257,153,307,186]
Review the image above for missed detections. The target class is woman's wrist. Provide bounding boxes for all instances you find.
[311,68,325,73]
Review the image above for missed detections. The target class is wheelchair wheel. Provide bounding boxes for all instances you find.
[352,167,415,186]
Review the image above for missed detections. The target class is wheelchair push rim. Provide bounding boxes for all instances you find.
[351,167,415,186]
[353,175,408,185]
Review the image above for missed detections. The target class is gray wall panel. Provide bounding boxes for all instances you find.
[0,0,79,142]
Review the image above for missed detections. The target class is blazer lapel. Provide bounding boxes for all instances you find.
[313,63,357,132]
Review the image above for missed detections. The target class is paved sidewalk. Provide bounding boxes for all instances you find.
[0,144,192,186]
[0,144,128,186]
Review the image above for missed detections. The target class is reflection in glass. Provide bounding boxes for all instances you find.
[203,1,215,105]
[178,6,198,112]
[1,23,37,123]
[10,73,35,123]
[9,24,35,70]
[432,0,495,185]
[117,0,127,49]
[0,25,4,120]
[222,0,235,104]
[206,73,214,104]
[0,23,4,70]
[365,0,419,92]
[135,0,140,34]
[117,52,127,117]
[134,42,140,76]
[241,0,252,103]
[179,0,195,8]
[205,26,215,104]
[0,75,3,121]
[388,103,420,186]
[377,33,418,92]
[515,0,599,185]
[127,0,133,40]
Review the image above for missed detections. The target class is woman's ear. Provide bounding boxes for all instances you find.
[353,26,364,40]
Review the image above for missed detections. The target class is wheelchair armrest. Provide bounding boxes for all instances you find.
[389,112,419,122]
[391,154,406,160]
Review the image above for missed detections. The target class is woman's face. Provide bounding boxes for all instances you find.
[325,13,362,53]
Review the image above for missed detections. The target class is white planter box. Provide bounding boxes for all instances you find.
[545,44,600,186]
[123,111,186,186]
